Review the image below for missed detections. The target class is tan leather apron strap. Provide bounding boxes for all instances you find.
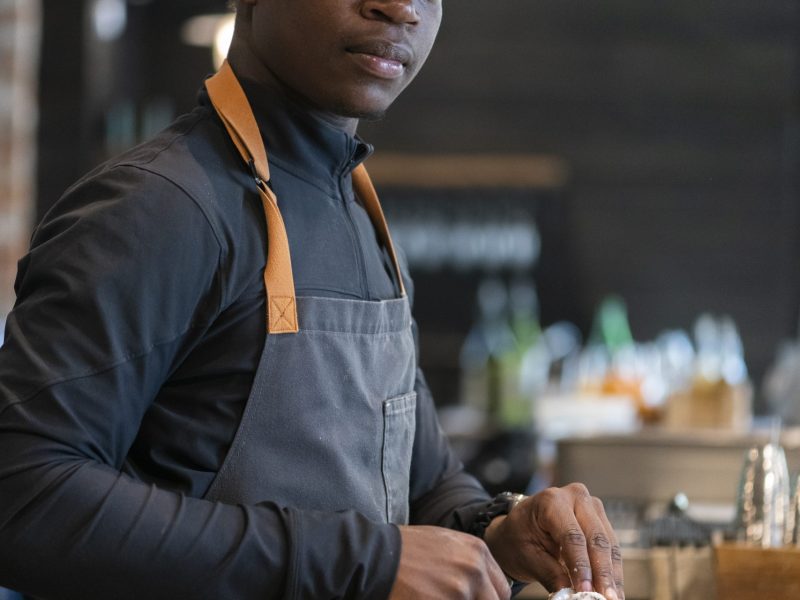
[205,61,407,332]
[206,61,298,334]
[351,165,407,298]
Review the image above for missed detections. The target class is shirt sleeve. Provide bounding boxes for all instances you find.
[0,165,399,600]
[408,365,493,528]
[407,337,531,598]
[397,256,492,531]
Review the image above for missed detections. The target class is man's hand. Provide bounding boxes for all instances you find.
[388,525,512,600]
[484,483,624,600]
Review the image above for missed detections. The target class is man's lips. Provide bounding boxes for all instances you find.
[346,40,413,65]
[346,41,413,80]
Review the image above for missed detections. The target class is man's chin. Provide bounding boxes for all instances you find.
[351,109,387,122]
[328,95,394,123]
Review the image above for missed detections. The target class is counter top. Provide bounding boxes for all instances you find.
[517,546,714,600]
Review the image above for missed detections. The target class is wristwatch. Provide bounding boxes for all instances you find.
[470,491,526,538]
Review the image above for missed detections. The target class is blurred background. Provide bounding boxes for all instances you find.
[2,1,800,596]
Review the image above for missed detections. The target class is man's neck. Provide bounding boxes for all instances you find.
[227,40,359,136]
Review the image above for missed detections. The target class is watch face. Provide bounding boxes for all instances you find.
[473,493,527,537]
[500,492,526,509]
[494,492,518,512]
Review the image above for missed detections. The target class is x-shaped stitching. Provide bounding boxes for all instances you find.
[270,296,297,330]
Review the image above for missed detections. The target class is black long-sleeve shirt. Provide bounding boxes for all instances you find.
[0,76,491,599]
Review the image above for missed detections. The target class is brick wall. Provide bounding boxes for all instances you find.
[0,0,40,317]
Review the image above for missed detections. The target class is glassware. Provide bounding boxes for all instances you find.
[459,279,516,421]
[786,475,800,546]
[734,440,791,547]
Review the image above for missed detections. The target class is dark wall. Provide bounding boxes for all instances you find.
[38,0,800,393]
[37,0,226,221]
[37,1,87,222]
[360,0,800,388]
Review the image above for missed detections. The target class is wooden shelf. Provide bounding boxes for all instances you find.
[365,153,569,190]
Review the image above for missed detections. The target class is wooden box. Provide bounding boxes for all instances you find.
[714,543,800,599]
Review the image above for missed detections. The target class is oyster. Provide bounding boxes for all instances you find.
[548,590,606,600]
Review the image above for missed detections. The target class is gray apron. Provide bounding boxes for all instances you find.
[202,62,416,524]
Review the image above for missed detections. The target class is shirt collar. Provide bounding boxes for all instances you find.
[232,77,373,192]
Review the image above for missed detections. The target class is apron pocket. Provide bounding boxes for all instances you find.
[382,391,417,524]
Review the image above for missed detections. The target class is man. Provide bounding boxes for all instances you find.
[0,1,624,598]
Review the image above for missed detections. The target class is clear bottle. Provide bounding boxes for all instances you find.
[498,279,547,429]
[459,279,516,426]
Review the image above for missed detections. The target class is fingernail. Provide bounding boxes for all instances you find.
[578,581,593,592]
[604,587,619,600]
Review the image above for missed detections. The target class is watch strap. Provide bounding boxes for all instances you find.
[470,491,526,539]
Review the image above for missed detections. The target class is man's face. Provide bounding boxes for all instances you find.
[240,0,443,119]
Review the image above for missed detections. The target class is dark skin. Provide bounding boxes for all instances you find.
[230,0,442,133]
[229,2,624,598]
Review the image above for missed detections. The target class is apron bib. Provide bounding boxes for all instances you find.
[202,62,416,524]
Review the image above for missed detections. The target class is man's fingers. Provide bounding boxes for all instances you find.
[487,483,626,600]
[525,544,572,593]
[593,497,625,600]
[571,489,618,599]
[483,545,513,600]
[454,534,510,600]
[545,484,617,599]
[557,523,593,592]
[391,526,514,600]
[447,532,509,600]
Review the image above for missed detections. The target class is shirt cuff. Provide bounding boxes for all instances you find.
[284,507,401,599]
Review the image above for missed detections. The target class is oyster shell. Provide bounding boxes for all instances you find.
[548,590,606,600]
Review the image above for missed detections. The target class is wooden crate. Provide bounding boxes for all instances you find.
[714,543,800,599]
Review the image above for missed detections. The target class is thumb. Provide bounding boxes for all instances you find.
[507,543,571,592]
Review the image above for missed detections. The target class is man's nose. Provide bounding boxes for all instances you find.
[361,0,420,25]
